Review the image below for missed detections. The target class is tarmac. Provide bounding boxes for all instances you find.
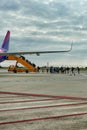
[0,70,87,130]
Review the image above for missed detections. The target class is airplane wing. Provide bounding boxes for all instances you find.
[0,44,72,56]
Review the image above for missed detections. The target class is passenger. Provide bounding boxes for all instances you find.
[20,56,25,60]
[77,67,80,74]
[66,67,70,74]
[46,68,49,73]
[71,67,75,76]
[37,66,40,72]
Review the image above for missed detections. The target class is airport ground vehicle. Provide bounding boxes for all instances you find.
[8,65,29,73]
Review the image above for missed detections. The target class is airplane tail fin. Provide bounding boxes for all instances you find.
[1,31,10,51]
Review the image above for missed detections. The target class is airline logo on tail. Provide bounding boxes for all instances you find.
[0,31,10,62]
[1,31,10,51]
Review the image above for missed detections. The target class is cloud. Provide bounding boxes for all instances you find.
[0,0,87,67]
[0,0,20,11]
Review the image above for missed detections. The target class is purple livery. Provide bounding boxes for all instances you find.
[0,31,10,62]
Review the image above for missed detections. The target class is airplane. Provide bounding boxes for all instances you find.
[0,30,72,62]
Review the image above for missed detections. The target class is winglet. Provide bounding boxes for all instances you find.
[1,31,10,51]
[70,42,73,51]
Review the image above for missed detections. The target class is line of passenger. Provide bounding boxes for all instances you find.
[41,66,81,75]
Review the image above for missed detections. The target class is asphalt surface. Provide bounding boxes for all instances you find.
[0,70,87,130]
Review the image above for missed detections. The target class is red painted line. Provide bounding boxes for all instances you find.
[0,98,58,104]
[0,91,87,101]
[0,102,87,112]
[0,112,87,125]
[0,95,25,98]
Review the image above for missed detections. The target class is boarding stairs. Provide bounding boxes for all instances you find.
[7,55,38,72]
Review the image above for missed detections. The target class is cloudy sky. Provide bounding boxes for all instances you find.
[0,0,87,67]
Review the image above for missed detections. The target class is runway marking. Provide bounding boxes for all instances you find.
[0,91,87,126]
[0,95,26,98]
[0,98,60,104]
[0,101,87,112]
[0,112,87,125]
[0,91,87,101]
